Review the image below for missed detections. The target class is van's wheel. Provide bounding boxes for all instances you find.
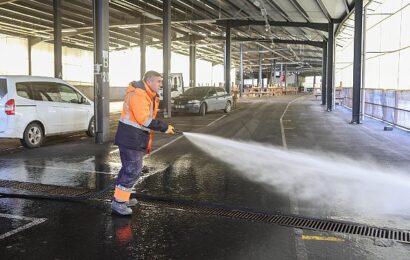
[224,101,232,113]
[22,122,43,148]
[86,117,95,137]
[199,103,207,116]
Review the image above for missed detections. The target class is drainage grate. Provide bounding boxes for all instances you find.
[0,180,93,198]
[133,194,410,244]
[1,180,410,244]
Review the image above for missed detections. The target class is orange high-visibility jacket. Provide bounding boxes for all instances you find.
[114,80,168,153]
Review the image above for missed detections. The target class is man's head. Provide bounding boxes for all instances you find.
[143,70,162,93]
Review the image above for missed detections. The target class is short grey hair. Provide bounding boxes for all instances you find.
[143,70,161,81]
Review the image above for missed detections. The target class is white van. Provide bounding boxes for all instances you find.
[0,76,94,148]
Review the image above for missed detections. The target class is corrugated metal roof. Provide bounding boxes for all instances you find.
[0,0,354,73]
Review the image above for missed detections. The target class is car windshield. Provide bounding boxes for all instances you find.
[182,87,210,97]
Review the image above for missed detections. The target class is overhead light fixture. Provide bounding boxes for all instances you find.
[62,28,78,33]
[117,24,138,29]
[253,0,260,7]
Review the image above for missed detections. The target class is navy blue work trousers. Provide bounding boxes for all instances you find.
[115,146,145,189]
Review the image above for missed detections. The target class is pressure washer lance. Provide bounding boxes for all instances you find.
[174,129,184,135]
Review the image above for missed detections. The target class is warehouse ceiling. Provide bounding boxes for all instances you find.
[0,0,355,74]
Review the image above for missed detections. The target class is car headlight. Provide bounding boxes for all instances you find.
[187,100,200,104]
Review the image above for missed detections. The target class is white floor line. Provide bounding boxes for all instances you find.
[280,97,303,149]
[278,97,308,260]
[207,114,227,126]
[146,135,185,157]
[171,124,208,127]
[0,213,47,240]
[109,148,119,154]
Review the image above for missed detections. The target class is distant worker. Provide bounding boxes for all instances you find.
[112,70,175,216]
[232,86,239,109]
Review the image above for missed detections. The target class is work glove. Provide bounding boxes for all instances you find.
[165,124,175,135]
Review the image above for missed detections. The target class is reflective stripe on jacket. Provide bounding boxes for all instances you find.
[114,80,168,153]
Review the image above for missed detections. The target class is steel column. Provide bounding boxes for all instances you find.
[273,59,276,85]
[93,0,110,144]
[28,37,32,76]
[163,0,172,118]
[224,22,231,93]
[189,35,196,87]
[53,0,62,79]
[352,0,364,123]
[258,49,262,88]
[140,16,146,78]
[280,64,284,87]
[361,6,367,121]
[239,43,244,97]
[322,41,327,105]
[327,22,335,111]
[285,64,288,89]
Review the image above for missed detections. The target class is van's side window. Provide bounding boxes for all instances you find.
[59,85,80,103]
[172,77,179,91]
[16,83,33,100]
[30,82,61,102]
[0,79,7,99]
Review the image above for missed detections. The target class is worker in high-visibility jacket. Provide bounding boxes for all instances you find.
[112,70,175,216]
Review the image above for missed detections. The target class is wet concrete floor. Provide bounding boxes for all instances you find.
[1,95,410,259]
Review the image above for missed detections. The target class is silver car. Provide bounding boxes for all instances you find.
[171,87,233,116]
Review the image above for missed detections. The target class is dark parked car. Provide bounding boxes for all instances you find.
[172,86,233,116]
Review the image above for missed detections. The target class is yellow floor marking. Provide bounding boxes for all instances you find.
[301,235,344,242]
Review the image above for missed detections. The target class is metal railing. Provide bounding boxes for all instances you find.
[342,88,410,129]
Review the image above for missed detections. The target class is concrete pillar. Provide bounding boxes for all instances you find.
[163,0,172,118]
[140,16,146,79]
[53,0,62,79]
[352,0,364,124]
[93,0,110,143]
[189,35,196,87]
